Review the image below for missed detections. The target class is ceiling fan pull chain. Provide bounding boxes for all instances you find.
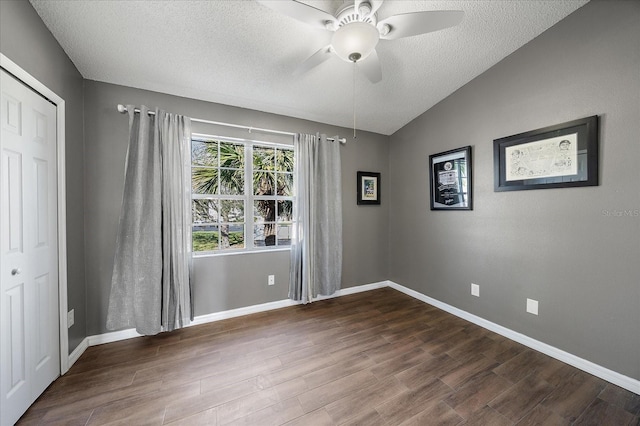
[353,60,357,139]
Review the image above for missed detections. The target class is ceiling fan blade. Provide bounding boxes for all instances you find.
[354,0,384,19]
[256,0,336,30]
[378,10,464,40]
[293,45,334,76]
[358,49,382,84]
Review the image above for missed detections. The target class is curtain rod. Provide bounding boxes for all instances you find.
[116,104,346,144]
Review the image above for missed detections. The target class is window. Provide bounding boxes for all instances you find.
[191,135,294,254]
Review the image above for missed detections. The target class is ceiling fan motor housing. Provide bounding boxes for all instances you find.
[335,2,378,27]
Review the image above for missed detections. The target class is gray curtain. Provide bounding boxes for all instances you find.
[107,105,193,335]
[289,133,343,303]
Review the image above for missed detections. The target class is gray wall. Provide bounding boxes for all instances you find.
[83,80,389,335]
[0,0,87,353]
[389,1,640,380]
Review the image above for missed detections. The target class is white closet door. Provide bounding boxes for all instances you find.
[1,68,60,426]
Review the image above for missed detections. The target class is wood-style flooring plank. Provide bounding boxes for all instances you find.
[598,384,640,416]
[282,408,333,426]
[213,387,281,425]
[458,405,512,426]
[86,381,200,425]
[488,374,555,423]
[398,400,464,426]
[572,398,637,426]
[16,287,639,426]
[324,376,406,424]
[444,370,513,419]
[225,397,304,426]
[163,407,217,426]
[540,369,608,421]
[375,377,453,424]
[337,409,386,426]
[369,346,433,379]
[515,405,572,426]
[296,369,378,413]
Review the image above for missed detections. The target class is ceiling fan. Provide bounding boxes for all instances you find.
[257,0,464,83]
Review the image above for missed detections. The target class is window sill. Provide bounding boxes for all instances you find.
[192,247,291,259]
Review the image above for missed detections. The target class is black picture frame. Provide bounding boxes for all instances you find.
[357,171,381,205]
[429,146,473,210]
[493,115,598,192]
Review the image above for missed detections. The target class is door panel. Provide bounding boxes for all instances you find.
[34,158,49,247]
[2,150,23,253]
[6,282,26,394]
[1,69,59,425]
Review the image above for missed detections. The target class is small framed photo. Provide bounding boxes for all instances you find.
[357,171,380,205]
[493,115,598,191]
[429,146,473,210]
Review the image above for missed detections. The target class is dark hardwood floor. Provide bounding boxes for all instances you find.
[18,288,639,425]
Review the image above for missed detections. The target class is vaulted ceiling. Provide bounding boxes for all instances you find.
[30,0,588,135]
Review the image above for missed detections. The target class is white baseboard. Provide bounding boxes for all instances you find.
[68,337,89,367]
[192,281,388,325]
[87,328,143,346]
[191,298,300,326]
[313,281,388,301]
[386,280,640,396]
[64,279,638,395]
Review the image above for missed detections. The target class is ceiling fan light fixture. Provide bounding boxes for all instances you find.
[331,21,380,62]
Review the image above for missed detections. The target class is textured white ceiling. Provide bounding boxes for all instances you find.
[30,0,589,135]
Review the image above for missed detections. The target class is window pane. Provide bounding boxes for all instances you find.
[220,169,244,195]
[192,167,218,195]
[192,140,218,166]
[276,149,294,172]
[219,142,244,168]
[193,225,219,251]
[277,173,293,196]
[277,224,292,246]
[254,200,275,223]
[254,172,275,195]
[277,200,292,222]
[220,200,244,223]
[192,199,218,223]
[254,223,276,247]
[220,224,245,249]
[254,146,275,171]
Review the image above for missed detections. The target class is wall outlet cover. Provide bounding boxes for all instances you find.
[268,275,275,286]
[471,283,480,297]
[67,309,75,328]
[526,298,539,315]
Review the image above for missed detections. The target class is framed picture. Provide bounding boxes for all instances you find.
[493,115,598,191]
[429,146,473,210]
[357,171,380,205]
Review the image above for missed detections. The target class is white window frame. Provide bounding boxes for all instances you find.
[191,132,295,257]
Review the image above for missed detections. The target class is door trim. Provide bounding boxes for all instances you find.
[1,53,70,374]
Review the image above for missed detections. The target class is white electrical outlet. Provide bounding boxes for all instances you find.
[471,283,480,297]
[526,298,539,315]
[268,275,275,286]
[67,309,75,328]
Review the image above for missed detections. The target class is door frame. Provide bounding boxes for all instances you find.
[1,53,70,374]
